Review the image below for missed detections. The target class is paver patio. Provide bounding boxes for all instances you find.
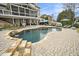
[0,27,79,56]
[32,28,79,56]
[0,30,15,55]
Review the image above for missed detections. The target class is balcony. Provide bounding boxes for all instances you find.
[0,9,11,15]
[0,9,38,18]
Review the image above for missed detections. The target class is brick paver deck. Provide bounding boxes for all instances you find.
[0,30,15,55]
[32,28,79,56]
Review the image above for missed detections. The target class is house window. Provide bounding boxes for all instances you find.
[11,5,18,12]
[19,8,24,13]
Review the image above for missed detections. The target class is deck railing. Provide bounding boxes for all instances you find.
[0,9,11,15]
[0,9,37,17]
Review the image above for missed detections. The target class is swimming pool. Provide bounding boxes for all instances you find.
[15,27,61,43]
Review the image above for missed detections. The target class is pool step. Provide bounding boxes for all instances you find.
[1,39,32,56]
[13,51,19,56]
[26,42,32,48]
[13,41,32,56]
[13,40,27,56]
[1,39,22,56]
[23,42,32,56]
[23,48,31,56]
[19,40,27,56]
[19,40,27,48]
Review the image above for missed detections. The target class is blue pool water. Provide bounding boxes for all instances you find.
[16,28,61,43]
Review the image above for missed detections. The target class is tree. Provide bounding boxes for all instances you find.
[41,14,52,20]
[63,3,79,20]
[62,3,79,26]
[41,14,48,20]
[63,3,76,11]
[41,14,53,25]
[57,9,74,23]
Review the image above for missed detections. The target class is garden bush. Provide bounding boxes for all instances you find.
[73,23,79,28]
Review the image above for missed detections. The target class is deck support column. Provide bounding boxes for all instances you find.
[12,18,15,25]
[36,19,39,25]
[9,4,12,15]
[22,19,26,27]
[25,19,27,26]
[30,19,32,26]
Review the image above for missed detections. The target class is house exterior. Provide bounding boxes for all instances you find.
[47,16,52,25]
[0,3,40,26]
[39,19,48,25]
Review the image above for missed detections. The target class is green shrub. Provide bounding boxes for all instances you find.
[61,20,73,26]
[73,22,79,28]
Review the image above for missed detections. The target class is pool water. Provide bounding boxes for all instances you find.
[16,28,61,43]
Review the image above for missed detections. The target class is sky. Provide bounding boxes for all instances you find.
[38,3,64,20]
[38,3,79,20]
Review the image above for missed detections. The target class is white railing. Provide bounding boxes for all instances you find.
[0,9,37,17]
[0,9,11,15]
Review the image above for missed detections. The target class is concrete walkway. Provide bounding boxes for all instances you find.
[32,28,79,56]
